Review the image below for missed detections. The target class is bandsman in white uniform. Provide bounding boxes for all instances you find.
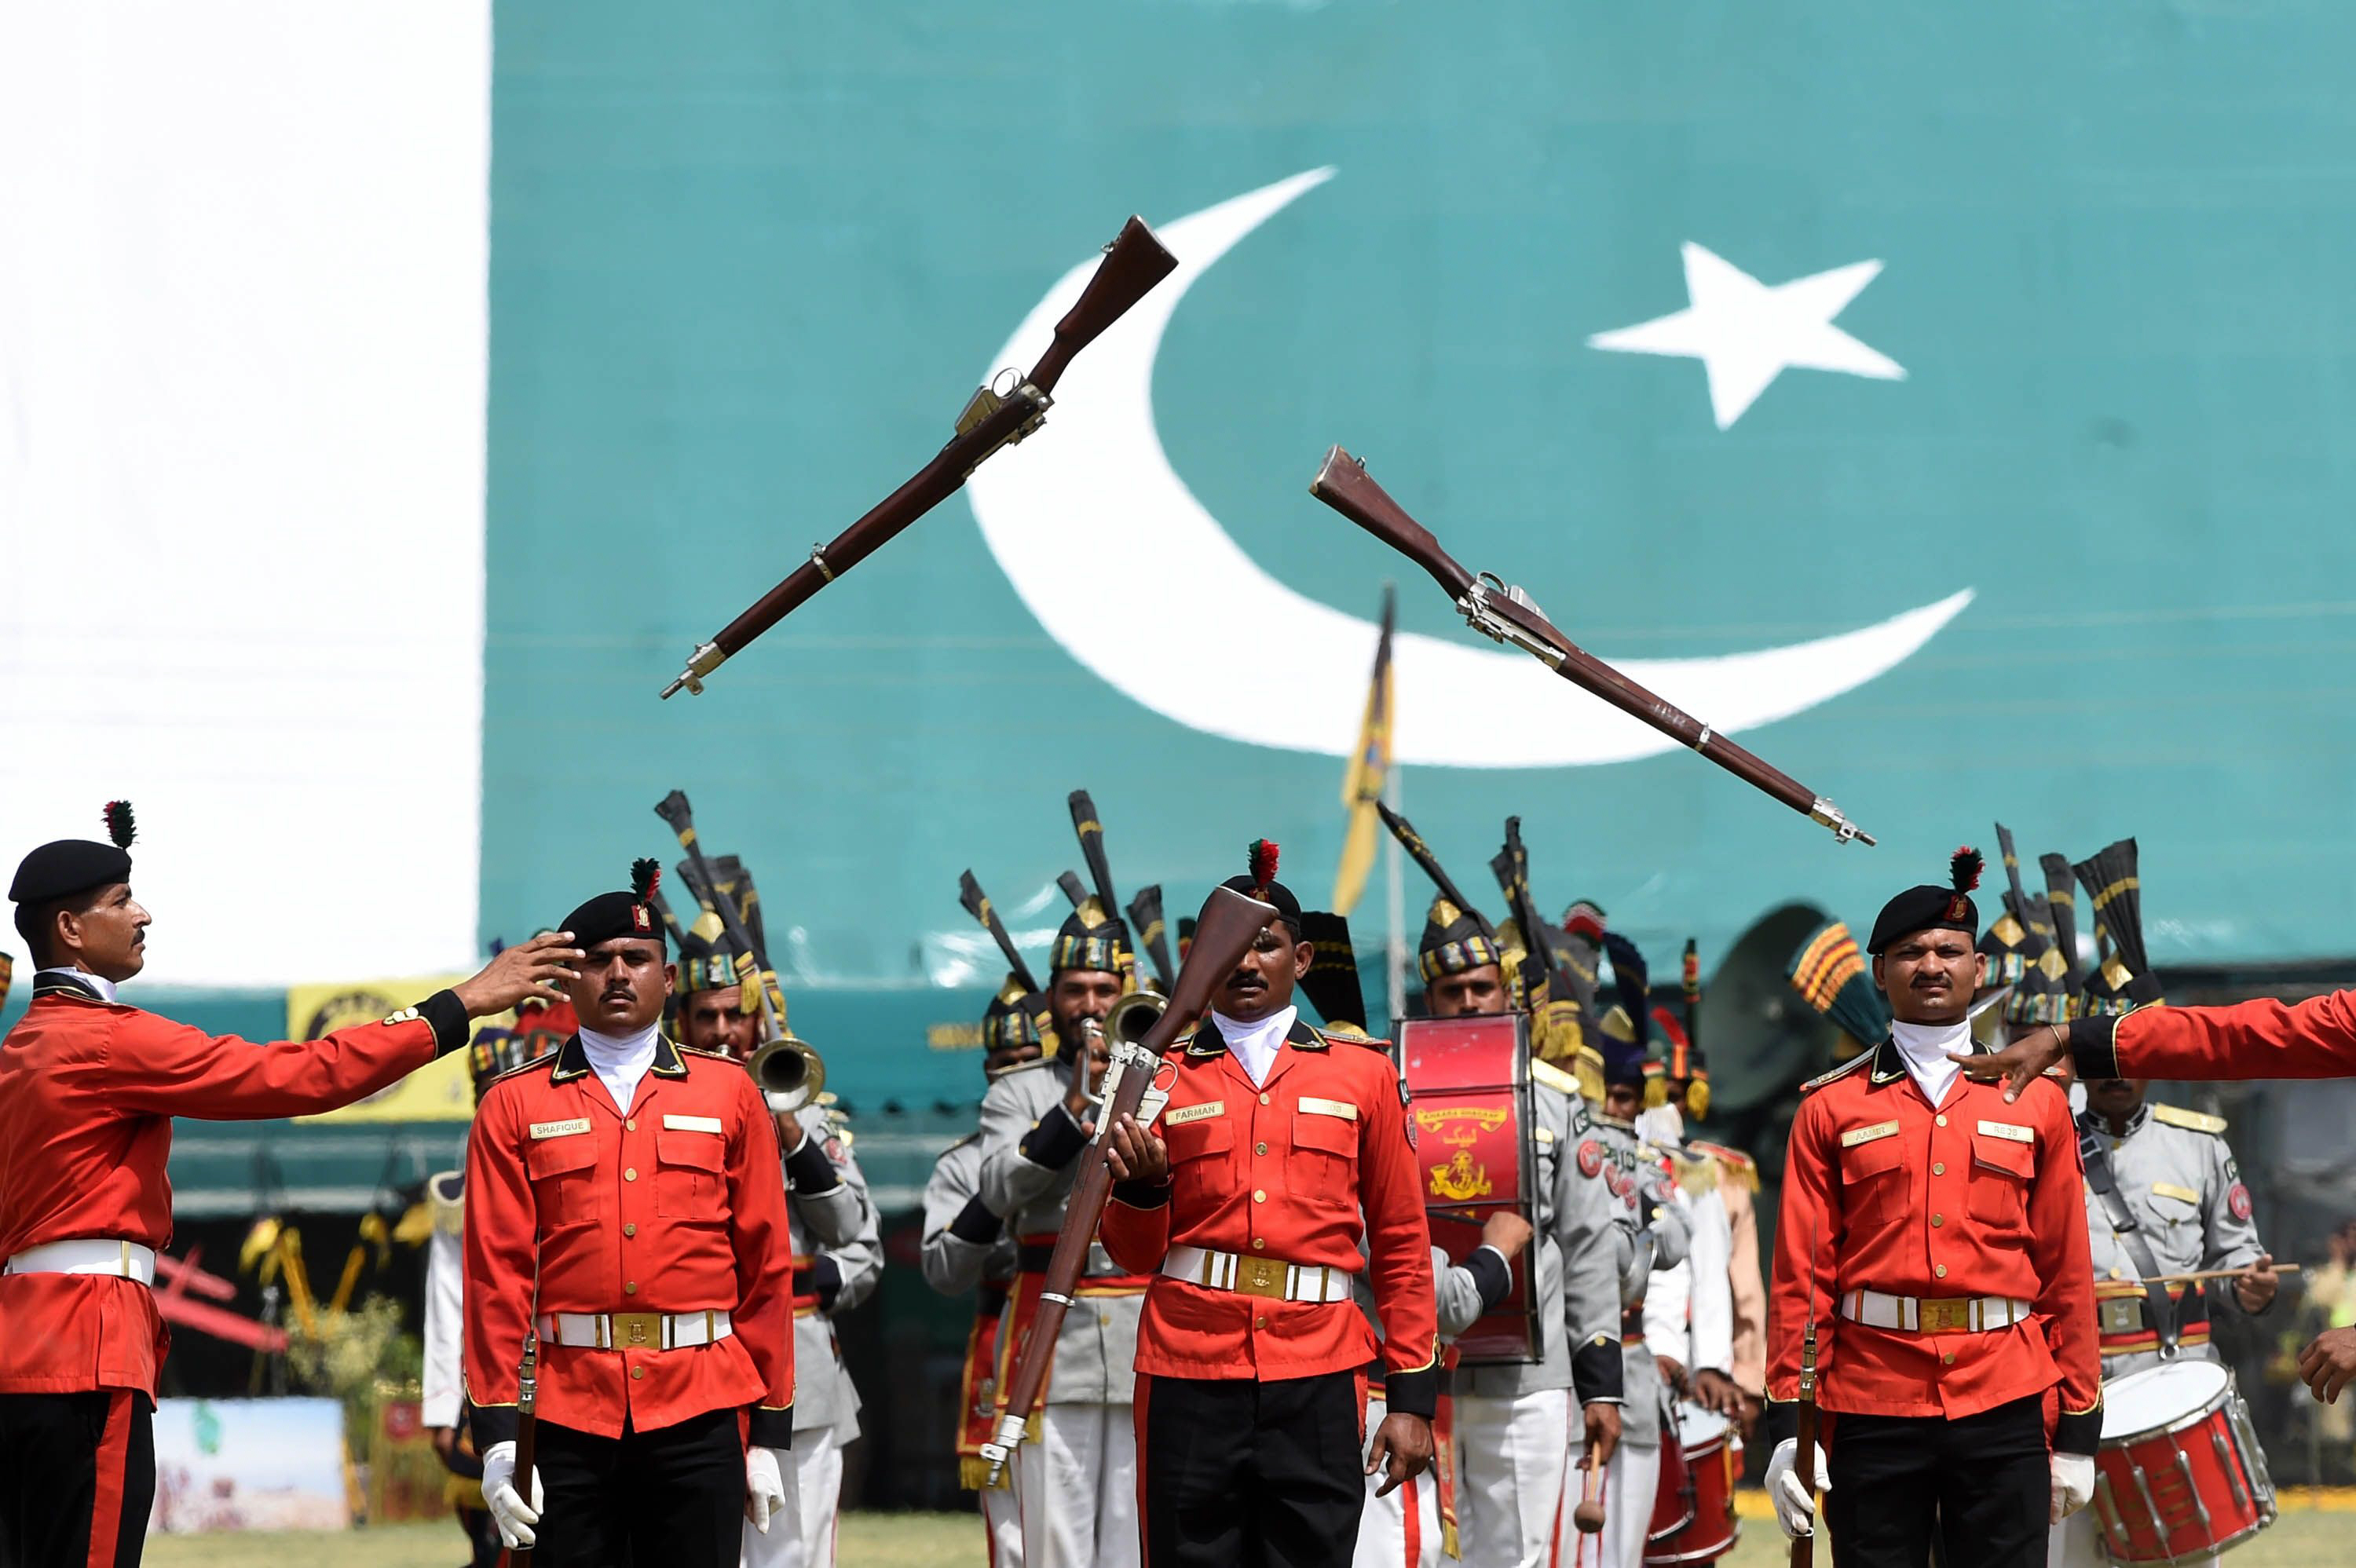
[2047,1074,2277,1568]
[976,897,1144,1568]
[1567,934,1691,1568]
[924,978,1051,1568]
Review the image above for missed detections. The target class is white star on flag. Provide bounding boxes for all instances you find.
[1589,243,1905,429]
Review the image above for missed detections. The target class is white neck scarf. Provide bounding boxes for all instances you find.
[36,967,118,1004]
[578,1022,660,1111]
[1211,1005,1297,1088]
[1889,1017,1970,1106]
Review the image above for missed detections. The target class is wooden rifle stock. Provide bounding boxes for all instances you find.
[1791,1315,1819,1568]
[981,885,1276,1482]
[1308,445,1875,847]
[661,216,1177,698]
[1030,216,1179,391]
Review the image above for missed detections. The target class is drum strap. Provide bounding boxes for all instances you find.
[2079,1128,2180,1354]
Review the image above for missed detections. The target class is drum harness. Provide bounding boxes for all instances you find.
[2080,1128,2182,1359]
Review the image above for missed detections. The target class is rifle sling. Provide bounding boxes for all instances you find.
[2079,1127,2179,1354]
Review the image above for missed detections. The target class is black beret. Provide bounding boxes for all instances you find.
[10,840,132,906]
[1867,847,1987,955]
[1216,873,1303,930]
[564,886,664,953]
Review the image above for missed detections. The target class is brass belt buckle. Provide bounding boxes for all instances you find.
[612,1311,663,1348]
[1917,1297,1971,1334]
[1236,1255,1286,1301]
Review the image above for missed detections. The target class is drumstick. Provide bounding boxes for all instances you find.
[1573,1443,1607,1533]
[2138,1263,2300,1288]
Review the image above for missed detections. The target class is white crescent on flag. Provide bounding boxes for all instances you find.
[968,170,1971,768]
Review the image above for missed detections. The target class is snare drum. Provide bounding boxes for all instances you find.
[2091,1361,2274,1565]
[1645,1405,1740,1566]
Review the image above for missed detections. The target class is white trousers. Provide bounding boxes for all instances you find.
[741,1436,839,1568]
[1015,1402,1140,1568]
[1579,1442,1655,1568]
[981,1479,1024,1568]
[1355,1392,1443,1568]
[2048,1504,2216,1568]
[1454,1387,1571,1568]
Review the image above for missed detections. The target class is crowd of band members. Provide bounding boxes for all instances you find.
[4,805,2345,1568]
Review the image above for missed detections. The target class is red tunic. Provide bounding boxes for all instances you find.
[1767,1040,2102,1453]
[0,975,462,1396]
[1099,1016,1440,1413]
[461,1034,796,1448]
[2073,992,2356,1081]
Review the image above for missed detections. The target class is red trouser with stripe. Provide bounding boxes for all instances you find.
[0,1390,155,1568]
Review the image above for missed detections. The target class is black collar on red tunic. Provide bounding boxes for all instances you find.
[1866,1033,1992,1091]
[546,1032,689,1084]
[30,973,106,1003]
[1183,1013,1327,1058]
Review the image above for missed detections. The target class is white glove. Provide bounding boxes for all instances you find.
[744,1444,788,1534]
[2050,1452,2095,1522]
[1763,1437,1831,1540]
[479,1440,543,1550]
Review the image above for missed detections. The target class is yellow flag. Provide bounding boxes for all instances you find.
[1332,587,1396,915]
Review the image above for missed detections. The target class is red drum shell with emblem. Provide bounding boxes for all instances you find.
[1647,1404,1740,1565]
[2091,1361,2274,1563]
[1395,1014,1539,1364]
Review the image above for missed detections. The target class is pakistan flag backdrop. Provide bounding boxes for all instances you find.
[484,3,2356,1000]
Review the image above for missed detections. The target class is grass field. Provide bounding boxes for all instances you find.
[140,1504,2356,1566]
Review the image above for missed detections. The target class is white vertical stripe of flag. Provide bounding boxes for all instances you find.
[0,3,490,986]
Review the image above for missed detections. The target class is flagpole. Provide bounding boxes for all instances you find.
[1385,766,1407,1029]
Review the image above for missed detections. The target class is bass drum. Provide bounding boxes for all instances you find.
[1394,1014,1539,1364]
[1646,1405,1740,1565]
[2091,1361,2274,1564]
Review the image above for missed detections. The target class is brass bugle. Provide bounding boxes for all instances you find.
[1101,989,1167,1047]
[748,1029,825,1115]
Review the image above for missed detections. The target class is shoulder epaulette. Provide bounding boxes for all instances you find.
[488,1047,562,1085]
[1801,1052,1872,1095]
[427,1169,466,1234]
[1332,1029,1391,1051]
[1531,1058,1579,1096]
[2150,1102,2227,1135]
[1672,1155,1718,1197]
[993,1055,1054,1078]
[677,1043,734,1061]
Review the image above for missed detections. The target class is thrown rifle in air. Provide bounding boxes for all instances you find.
[660,217,1179,697]
[1308,447,1874,846]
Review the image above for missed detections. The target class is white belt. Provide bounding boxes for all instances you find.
[1840,1288,2032,1334]
[1162,1245,1352,1303]
[535,1309,733,1351]
[2,1239,156,1285]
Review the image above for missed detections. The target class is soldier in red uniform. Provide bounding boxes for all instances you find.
[1097,850,1439,1568]
[1968,973,2356,1405]
[1764,850,2102,1568]
[462,863,798,1567]
[0,802,578,1568]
